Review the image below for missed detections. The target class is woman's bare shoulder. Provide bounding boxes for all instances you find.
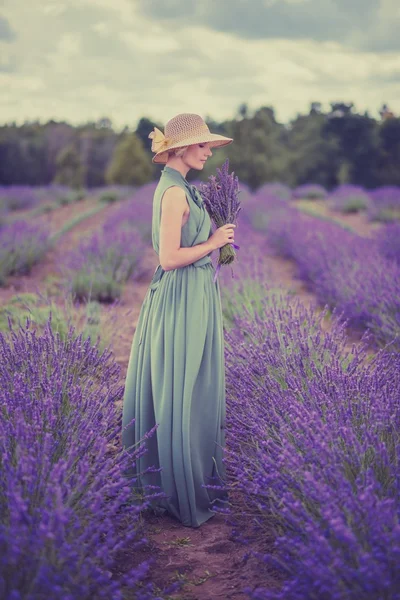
[162,185,187,202]
[161,186,189,215]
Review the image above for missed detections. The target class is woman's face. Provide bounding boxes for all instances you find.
[183,142,213,170]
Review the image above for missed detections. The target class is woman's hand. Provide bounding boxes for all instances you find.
[208,224,236,251]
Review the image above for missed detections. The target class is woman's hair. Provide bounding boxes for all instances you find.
[168,146,189,159]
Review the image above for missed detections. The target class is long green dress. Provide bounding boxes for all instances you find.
[122,165,228,528]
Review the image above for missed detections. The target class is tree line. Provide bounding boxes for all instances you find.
[0,102,398,191]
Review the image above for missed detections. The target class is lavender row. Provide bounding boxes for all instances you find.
[0,185,149,292]
[0,220,51,286]
[0,318,179,599]
[0,185,73,212]
[0,185,135,216]
[61,183,156,302]
[213,269,400,599]
[252,198,400,350]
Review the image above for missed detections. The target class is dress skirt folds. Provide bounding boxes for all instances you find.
[121,166,228,528]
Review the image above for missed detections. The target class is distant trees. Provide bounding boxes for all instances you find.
[105,133,153,185]
[284,111,340,189]
[213,106,288,191]
[375,117,400,185]
[54,144,85,189]
[0,101,399,190]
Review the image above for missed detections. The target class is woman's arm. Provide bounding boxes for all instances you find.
[159,186,215,271]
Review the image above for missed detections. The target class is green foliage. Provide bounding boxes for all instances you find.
[220,107,289,191]
[1,104,400,191]
[296,201,356,231]
[57,190,85,205]
[49,204,109,245]
[105,133,153,185]
[70,271,123,303]
[375,117,400,185]
[340,197,369,213]
[285,112,340,188]
[99,190,119,203]
[0,291,121,353]
[54,143,85,189]
[371,208,400,223]
[222,279,288,332]
[322,107,381,187]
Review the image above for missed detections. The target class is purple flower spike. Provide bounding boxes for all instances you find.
[219,291,400,600]
[198,158,242,277]
[0,317,172,599]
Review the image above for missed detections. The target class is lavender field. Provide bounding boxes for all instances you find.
[0,181,399,599]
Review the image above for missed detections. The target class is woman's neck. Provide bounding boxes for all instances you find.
[165,158,190,179]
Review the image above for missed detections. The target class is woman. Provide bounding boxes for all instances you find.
[122,113,236,528]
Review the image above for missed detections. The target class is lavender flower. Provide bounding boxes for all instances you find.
[216,290,400,599]
[0,220,50,286]
[62,227,147,302]
[374,222,400,265]
[0,317,176,599]
[102,182,156,244]
[198,159,242,277]
[247,195,400,350]
[0,186,39,211]
[367,186,400,222]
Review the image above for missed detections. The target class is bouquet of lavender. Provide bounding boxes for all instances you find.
[198,159,241,281]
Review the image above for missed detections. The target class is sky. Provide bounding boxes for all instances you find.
[1,0,400,131]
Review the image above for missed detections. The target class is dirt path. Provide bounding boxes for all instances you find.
[0,198,378,600]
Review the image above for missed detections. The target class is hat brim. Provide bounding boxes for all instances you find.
[152,134,233,164]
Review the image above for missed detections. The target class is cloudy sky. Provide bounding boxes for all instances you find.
[1,0,399,130]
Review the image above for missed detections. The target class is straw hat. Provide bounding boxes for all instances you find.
[148,113,233,164]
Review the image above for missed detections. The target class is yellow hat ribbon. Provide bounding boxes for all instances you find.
[148,127,171,153]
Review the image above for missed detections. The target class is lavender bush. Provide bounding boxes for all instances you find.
[231,180,253,204]
[0,205,6,229]
[292,183,327,200]
[216,291,400,599]
[36,184,72,204]
[58,189,86,205]
[328,184,371,213]
[0,317,178,599]
[35,183,72,210]
[0,220,51,286]
[102,183,156,244]
[218,230,287,328]
[258,201,400,350]
[255,183,292,201]
[367,186,400,222]
[62,227,148,302]
[0,186,39,212]
[240,192,287,232]
[374,222,400,265]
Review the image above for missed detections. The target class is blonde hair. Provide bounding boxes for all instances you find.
[168,146,189,159]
